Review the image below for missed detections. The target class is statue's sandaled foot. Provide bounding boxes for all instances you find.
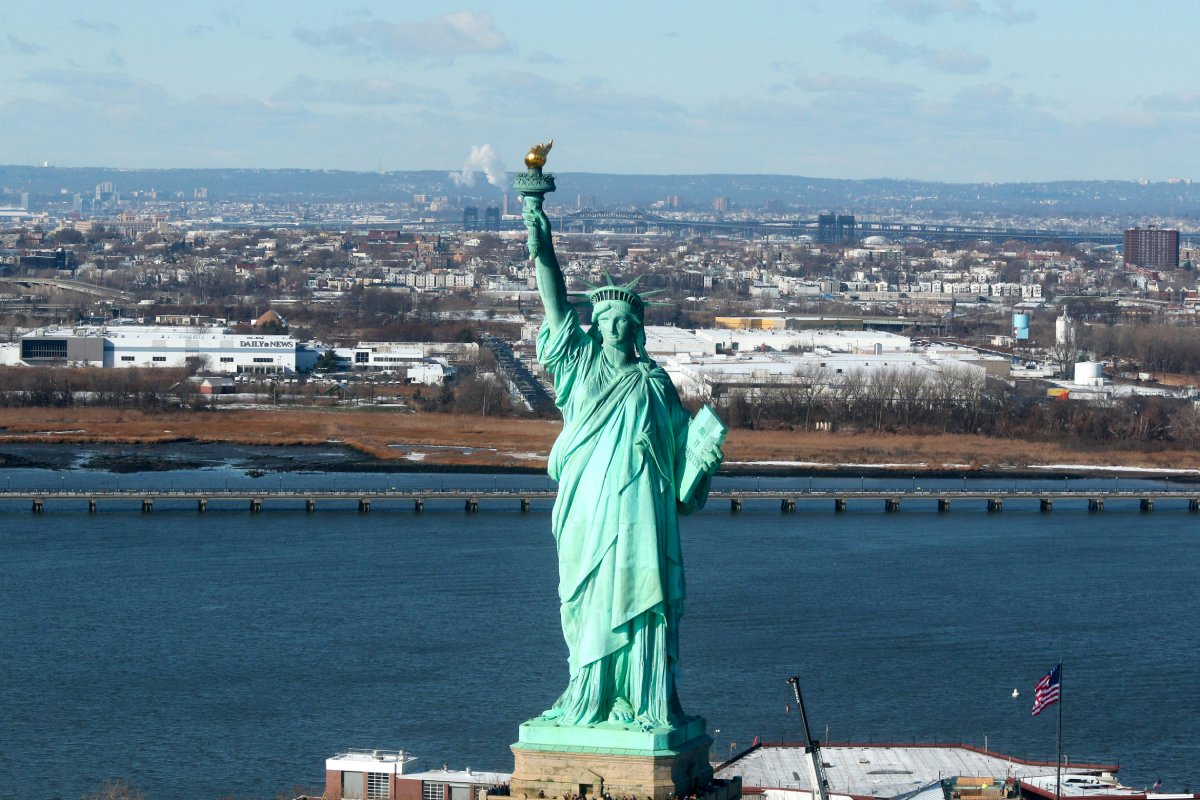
[540,707,564,721]
[607,697,635,724]
[633,713,665,731]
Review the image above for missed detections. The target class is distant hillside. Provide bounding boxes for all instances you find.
[1,165,1197,219]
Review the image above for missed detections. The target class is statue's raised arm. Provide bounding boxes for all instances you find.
[523,204,570,330]
[515,139,570,331]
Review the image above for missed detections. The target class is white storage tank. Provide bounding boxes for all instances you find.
[1074,361,1105,386]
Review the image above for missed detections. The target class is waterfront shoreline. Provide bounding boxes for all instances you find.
[1,407,1198,481]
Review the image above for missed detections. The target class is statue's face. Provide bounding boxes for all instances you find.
[598,309,638,350]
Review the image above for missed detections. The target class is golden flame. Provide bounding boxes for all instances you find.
[524,139,553,170]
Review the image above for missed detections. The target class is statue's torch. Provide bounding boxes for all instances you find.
[514,140,556,259]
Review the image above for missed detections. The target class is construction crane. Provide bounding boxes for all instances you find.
[787,675,832,800]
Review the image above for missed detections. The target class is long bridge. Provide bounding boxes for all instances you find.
[0,276,135,303]
[2,487,1197,514]
[545,210,1135,244]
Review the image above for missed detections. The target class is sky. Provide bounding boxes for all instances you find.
[0,1,1197,183]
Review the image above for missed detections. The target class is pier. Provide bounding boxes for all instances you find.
[1,487,1198,514]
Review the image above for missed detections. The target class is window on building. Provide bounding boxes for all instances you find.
[220,357,234,363]
[121,356,135,362]
[20,339,68,359]
[423,782,445,800]
[152,356,167,362]
[367,772,389,800]
[356,351,370,363]
[253,357,273,363]
[342,772,364,800]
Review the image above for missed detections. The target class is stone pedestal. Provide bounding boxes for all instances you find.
[511,716,732,800]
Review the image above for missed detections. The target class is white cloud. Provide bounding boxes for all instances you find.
[922,47,991,73]
[1140,91,1200,113]
[25,68,170,105]
[273,76,449,107]
[882,0,981,24]
[795,72,921,98]
[469,71,685,130]
[880,0,1034,24]
[296,11,510,62]
[993,0,1036,23]
[527,51,565,65]
[72,19,121,35]
[844,31,990,74]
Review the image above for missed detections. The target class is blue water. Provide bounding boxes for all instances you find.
[1,466,1197,799]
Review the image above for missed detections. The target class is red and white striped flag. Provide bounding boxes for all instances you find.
[1032,664,1061,716]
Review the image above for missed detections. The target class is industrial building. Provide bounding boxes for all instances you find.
[7,324,314,374]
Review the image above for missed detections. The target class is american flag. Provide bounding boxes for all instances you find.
[1031,663,1061,716]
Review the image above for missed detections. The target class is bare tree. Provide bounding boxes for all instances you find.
[828,368,865,430]
[793,362,829,430]
[893,368,929,428]
[864,368,898,431]
[1172,403,1200,446]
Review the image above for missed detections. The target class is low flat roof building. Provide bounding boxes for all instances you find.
[324,750,509,800]
[18,324,300,374]
[717,743,1120,800]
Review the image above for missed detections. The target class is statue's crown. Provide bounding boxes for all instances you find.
[588,284,645,312]
[572,273,667,319]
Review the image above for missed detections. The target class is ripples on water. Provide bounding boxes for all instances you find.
[0,468,1196,799]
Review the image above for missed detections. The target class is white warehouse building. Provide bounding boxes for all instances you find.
[14,325,306,374]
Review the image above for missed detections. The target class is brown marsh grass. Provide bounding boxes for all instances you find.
[1,407,1197,473]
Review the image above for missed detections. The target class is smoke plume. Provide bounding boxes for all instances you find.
[449,144,507,188]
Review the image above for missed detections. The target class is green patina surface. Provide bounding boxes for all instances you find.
[514,716,711,756]
[513,143,725,753]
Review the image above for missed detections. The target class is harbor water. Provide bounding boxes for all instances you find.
[1,460,1197,799]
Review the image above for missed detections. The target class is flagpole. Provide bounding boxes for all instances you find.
[1055,661,1063,800]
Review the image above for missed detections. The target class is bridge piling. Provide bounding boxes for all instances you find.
[1190,499,1200,513]
[32,498,43,513]
[520,498,531,512]
[987,498,1003,513]
[834,498,846,513]
[1040,499,1053,512]
[1088,498,1105,512]
[884,498,901,512]
[414,498,424,512]
[465,498,478,513]
[250,498,262,513]
[88,498,97,513]
[1140,498,1154,512]
[358,498,371,513]
[306,498,316,513]
[937,498,951,513]
[780,498,796,512]
[141,497,153,513]
[730,497,742,512]
[197,498,207,513]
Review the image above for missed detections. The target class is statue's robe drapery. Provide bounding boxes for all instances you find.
[537,309,709,728]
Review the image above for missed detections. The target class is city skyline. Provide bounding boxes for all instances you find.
[0,1,1197,182]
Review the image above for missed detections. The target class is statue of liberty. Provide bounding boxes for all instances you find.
[520,143,725,731]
